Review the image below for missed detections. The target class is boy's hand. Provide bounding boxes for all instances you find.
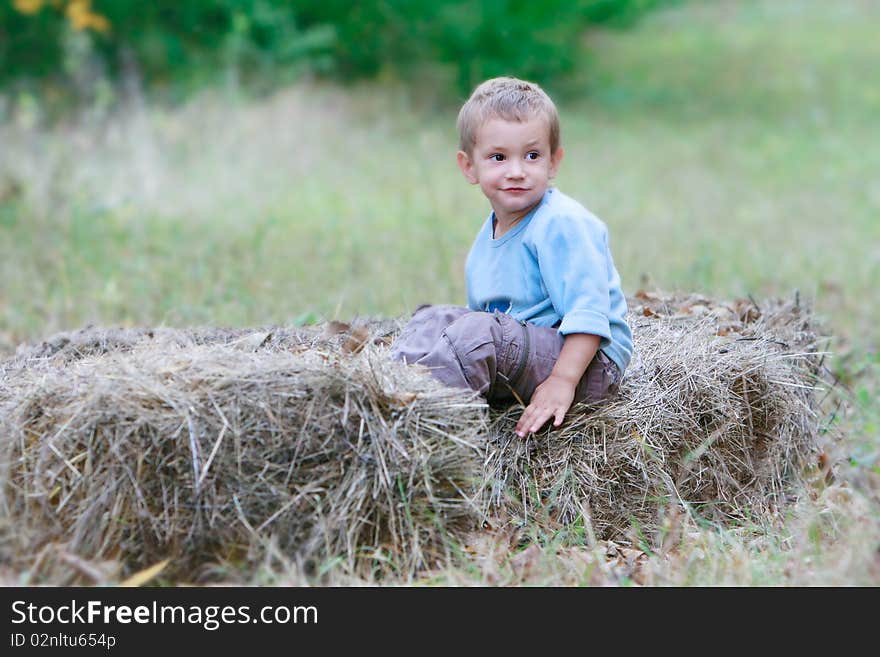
[515,373,577,437]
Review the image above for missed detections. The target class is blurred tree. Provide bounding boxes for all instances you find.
[294,0,678,94]
[1,0,332,96]
[1,0,675,101]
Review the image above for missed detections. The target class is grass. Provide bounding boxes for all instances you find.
[1,0,878,584]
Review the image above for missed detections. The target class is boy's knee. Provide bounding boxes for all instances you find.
[391,304,471,363]
[438,311,502,393]
[391,308,501,395]
[442,311,501,355]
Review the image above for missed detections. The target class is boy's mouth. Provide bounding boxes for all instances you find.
[502,187,530,192]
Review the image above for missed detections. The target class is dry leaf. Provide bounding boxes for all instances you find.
[120,559,170,587]
[391,393,418,406]
[324,321,351,336]
[733,299,761,323]
[235,331,272,351]
[342,326,371,354]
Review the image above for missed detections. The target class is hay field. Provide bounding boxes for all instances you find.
[1,0,878,584]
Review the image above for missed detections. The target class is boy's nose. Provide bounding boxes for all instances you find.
[506,160,524,178]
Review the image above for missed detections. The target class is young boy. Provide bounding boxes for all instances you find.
[392,76,632,438]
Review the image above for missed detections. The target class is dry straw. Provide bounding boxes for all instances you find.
[486,291,827,543]
[0,322,488,583]
[0,293,829,584]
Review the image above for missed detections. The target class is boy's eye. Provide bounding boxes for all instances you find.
[526,152,540,160]
[490,154,505,162]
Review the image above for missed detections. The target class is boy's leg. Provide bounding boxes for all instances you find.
[392,306,621,404]
[397,310,545,399]
[492,317,622,406]
[572,350,622,404]
[390,304,472,366]
[392,308,516,395]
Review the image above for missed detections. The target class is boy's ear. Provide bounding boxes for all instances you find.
[457,150,478,184]
[549,146,564,179]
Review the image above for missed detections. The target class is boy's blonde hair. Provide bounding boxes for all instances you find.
[457,77,561,156]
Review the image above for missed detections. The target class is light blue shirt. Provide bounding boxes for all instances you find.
[465,188,633,374]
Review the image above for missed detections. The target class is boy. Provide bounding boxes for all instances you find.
[392,76,632,438]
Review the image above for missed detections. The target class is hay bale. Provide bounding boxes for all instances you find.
[0,293,828,583]
[0,323,487,583]
[485,292,826,541]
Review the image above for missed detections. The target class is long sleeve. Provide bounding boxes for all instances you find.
[532,212,612,345]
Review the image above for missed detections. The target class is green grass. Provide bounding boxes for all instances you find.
[1,0,878,584]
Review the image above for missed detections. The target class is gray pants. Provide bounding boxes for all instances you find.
[391,304,621,406]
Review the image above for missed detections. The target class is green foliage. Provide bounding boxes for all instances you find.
[294,0,585,95]
[0,2,67,80]
[0,0,673,100]
[1,0,334,97]
[294,0,677,95]
[582,0,676,26]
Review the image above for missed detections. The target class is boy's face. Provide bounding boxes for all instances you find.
[457,116,563,228]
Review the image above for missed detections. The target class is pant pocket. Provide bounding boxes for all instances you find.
[491,315,563,404]
[574,351,619,404]
[391,304,471,364]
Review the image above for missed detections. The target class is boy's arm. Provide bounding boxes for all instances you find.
[515,332,600,437]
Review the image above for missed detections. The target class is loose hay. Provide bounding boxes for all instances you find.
[485,291,827,542]
[0,293,829,584]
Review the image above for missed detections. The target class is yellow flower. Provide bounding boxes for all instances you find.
[64,0,110,34]
[12,0,45,15]
[83,12,110,33]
